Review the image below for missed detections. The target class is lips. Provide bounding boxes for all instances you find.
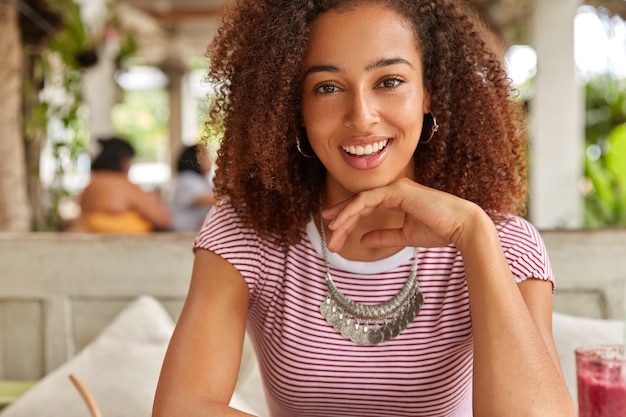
[341,139,389,156]
[340,138,391,170]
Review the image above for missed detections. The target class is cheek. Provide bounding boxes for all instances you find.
[302,103,340,141]
[303,97,340,120]
[389,95,426,132]
[304,123,332,151]
[391,93,424,116]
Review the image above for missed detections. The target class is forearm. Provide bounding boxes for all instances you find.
[456,209,575,416]
[153,396,256,417]
[194,192,216,206]
[149,207,172,229]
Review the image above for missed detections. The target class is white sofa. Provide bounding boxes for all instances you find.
[0,230,624,415]
[0,296,269,417]
[1,295,623,417]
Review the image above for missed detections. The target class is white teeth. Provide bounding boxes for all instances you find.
[342,139,389,156]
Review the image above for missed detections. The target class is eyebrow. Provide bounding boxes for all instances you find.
[303,57,414,78]
[366,57,414,71]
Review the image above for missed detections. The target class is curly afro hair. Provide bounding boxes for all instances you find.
[205,0,528,247]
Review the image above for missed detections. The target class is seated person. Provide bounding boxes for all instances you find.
[170,144,216,232]
[77,137,171,233]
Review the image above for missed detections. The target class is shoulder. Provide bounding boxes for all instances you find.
[193,198,291,296]
[494,214,554,284]
[177,171,204,183]
[177,171,212,190]
[194,198,273,253]
[495,215,545,249]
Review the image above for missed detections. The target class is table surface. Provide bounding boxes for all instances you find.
[0,380,36,408]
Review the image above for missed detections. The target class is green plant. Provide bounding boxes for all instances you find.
[583,75,626,227]
[21,0,92,230]
[111,88,169,162]
[21,0,138,230]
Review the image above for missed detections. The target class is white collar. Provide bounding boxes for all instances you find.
[305,218,416,274]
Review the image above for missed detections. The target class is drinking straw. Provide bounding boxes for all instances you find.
[68,374,102,417]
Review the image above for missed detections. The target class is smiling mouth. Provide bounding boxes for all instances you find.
[341,139,390,156]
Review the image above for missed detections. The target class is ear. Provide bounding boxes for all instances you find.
[422,89,432,115]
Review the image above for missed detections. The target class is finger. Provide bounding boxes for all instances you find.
[325,226,348,253]
[360,228,407,248]
[327,190,388,230]
[321,198,351,221]
[324,188,409,251]
[325,206,380,252]
[325,203,380,252]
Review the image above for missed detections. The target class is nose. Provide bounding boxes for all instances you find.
[344,89,378,131]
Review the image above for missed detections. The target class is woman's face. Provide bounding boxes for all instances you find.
[121,156,133,175]
[301,3,430,201]
[198,150,213,175]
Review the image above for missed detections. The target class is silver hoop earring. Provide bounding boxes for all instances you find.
[423,115,439,144]
[296,135,316,159]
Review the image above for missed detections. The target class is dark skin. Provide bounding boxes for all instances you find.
[322,179,572,415]
[153,3,576,416]
[208,0,528,248]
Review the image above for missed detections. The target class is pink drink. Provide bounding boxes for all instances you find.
[576,345,626,417]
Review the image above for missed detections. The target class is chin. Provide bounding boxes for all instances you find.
[342,178,396,194]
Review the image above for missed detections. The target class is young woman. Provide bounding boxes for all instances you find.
[153,1,576,416]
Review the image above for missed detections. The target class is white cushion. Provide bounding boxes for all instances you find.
[2,295,174,417]
[552,312,624,402]
[1,295,267,416]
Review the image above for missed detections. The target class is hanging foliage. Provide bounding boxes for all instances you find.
[19,0,138,230]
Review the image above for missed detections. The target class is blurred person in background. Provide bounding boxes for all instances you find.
[170,144,215,232]
[76,136,171,233]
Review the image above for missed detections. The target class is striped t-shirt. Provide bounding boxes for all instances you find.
[194,200,554,417]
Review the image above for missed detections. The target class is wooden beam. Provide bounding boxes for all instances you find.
[585,0,626,18]
[141,9,222,23]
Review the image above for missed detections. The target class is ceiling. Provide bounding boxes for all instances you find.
[109,0,227,68]
[115,0,626,68]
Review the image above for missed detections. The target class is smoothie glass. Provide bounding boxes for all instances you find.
[575,345,626,417]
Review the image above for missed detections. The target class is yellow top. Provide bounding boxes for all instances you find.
[81,211,153,234]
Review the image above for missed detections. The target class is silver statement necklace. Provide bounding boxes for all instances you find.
[318,213,424,345]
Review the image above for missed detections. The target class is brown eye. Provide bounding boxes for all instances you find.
[378,77,403,88]
[315,83,341,94]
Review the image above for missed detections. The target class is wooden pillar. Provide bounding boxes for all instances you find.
[0,0,31,232]
[530,0,584,228]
